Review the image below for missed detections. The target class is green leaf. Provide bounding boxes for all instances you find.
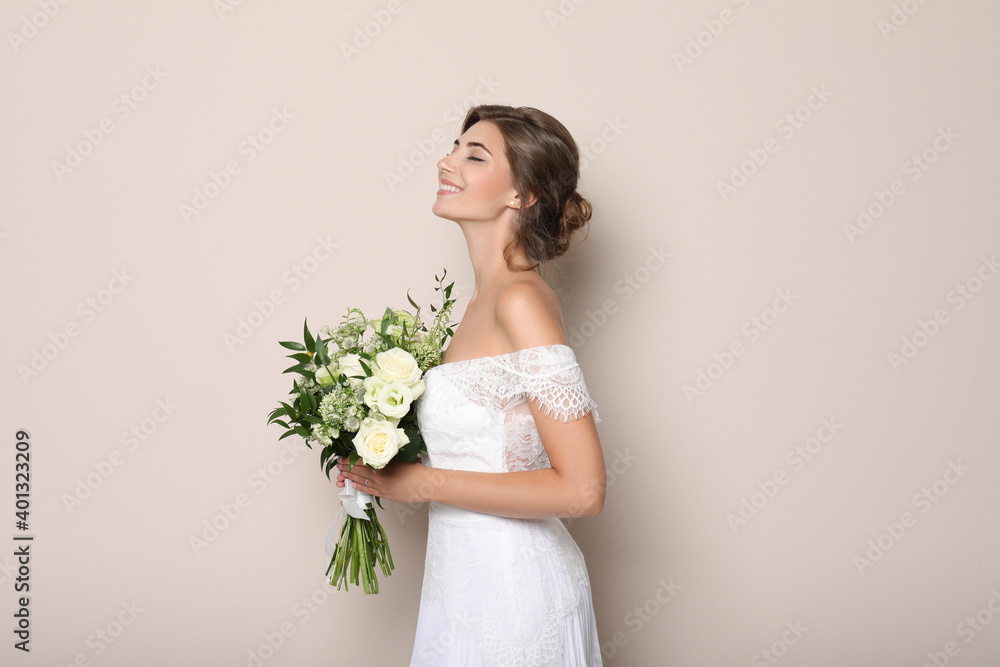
[298,387,314,412]
[348,452,360,470]
[278,429,297,441]
[407,290,419,310]
[279,341,307,351]
[303,319,315,353]
[287,352,312,364]
[358,358,372,377]
[320,446,335,467]
[294,425,310,439]
[279,401,298,419]
[282,362,311,375]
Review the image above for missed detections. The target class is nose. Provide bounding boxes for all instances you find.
[437,153,455,173]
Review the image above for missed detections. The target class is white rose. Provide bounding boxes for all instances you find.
[352,418,409,469]
[374,348,422,386]
[314,364,335,387]
[376,381,413,419]
[373,309,416,331]
[338,353,366,387]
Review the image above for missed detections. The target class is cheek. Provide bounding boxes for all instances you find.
[469,169,511,203]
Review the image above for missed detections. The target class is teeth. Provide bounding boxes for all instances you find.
[439,184,461,193]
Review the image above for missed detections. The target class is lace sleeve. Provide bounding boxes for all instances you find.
[510,345,601,424]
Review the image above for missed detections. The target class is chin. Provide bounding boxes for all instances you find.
[431,200,458,222]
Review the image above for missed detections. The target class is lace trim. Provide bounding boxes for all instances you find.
[428,344,601,425]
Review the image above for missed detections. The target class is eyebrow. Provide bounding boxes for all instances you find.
[452,139,493,156]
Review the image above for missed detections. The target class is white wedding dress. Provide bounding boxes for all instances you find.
[409,344,603,667]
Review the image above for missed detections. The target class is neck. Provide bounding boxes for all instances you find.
[455,218,533,299]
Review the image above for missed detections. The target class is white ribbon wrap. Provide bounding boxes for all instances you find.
[325,478,374,558]
[340,477,373,520]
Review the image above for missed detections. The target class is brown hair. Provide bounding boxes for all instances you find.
[461,105,592,271]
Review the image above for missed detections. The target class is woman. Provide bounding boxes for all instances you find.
[336,104,606,666]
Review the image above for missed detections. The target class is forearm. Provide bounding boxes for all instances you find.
[422,465,604,519]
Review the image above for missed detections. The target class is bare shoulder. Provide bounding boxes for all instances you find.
[494,276,566,351]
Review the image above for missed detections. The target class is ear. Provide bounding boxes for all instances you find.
[508,191,538,210]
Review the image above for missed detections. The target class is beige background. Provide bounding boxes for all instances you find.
[2,0,999,665]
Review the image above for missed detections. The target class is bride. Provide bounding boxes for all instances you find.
[336,104,606,666]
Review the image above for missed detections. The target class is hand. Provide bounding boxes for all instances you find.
[335,456,442,504]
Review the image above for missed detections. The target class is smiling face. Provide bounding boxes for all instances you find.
[432,120,520,223]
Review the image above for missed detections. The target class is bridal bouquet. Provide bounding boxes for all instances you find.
[267,272,455,594]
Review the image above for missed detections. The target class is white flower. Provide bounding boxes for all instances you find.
[363,375,386,409]
[409,379,425,400]
[315,364,336,387]
[352,417,409,469]
[338,353,366,387]
[374,348,422,386]
[376,381,413,419]
[373,309,417,334]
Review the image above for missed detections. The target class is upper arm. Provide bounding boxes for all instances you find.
[496,281,606,515]
[529,400,606,516]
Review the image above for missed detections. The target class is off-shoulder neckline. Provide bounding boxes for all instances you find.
[428,343,574,373]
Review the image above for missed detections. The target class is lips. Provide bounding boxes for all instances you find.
[438,178,462,194]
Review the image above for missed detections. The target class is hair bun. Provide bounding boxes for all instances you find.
[560,191,593,246]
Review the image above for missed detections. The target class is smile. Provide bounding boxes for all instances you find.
[438,183,462,194]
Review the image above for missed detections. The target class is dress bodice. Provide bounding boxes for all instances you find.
[416,343,600,475]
